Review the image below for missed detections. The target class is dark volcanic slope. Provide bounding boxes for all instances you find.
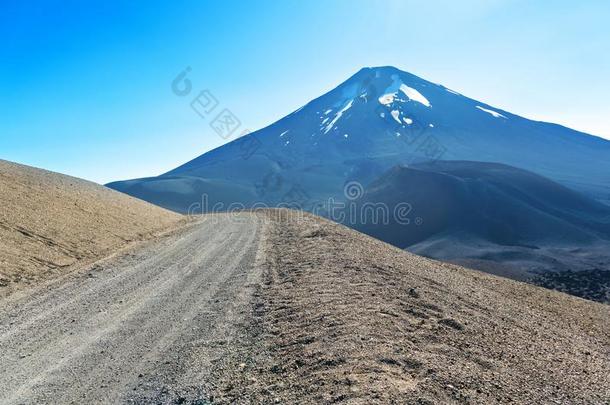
[349,161,610,291]
[354,161,610,248]
[107,66,610,212]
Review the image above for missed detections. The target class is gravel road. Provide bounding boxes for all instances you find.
[0,213,263,404]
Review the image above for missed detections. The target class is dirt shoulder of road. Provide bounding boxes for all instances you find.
[211,209,610,404]
[0,160,184,297]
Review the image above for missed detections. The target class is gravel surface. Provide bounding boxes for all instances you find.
[0,214,262,404]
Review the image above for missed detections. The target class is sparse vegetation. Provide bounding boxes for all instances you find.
[531,269,610,304]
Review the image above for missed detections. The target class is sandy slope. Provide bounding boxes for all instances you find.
[0,160,182,295]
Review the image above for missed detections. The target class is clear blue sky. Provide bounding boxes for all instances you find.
[2,0,609,184]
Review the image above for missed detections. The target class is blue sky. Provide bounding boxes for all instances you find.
[1,0,609,184]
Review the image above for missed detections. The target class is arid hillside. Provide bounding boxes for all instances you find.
[210,210,610,404]
[0,160,183,294]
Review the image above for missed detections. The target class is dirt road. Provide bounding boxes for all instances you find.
[0,213,263,404]
[2,210,609,404]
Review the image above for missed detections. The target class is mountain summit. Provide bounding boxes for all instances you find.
[109,66,610,213]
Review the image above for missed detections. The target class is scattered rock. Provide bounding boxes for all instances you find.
[439,318,464,331]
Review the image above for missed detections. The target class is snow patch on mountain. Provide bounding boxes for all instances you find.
[391,110,402,124]
[377,75,431,107]
[476,106,507,119]
[324,99,354,134]
[378,94,396,105]
[399,84,431,107]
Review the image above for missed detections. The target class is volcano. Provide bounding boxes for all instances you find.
[108,66,610,212]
